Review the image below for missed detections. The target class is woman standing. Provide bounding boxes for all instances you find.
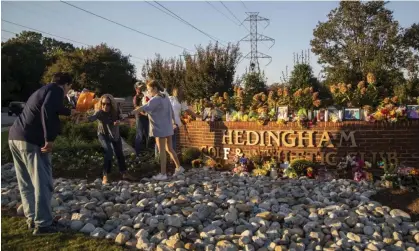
[87,94,134,184]
[132,80,184,181]
[168,87,197,151]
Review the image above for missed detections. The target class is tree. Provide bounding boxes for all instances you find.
[1,32,47,104]
[182,42,241,102]
[310,1,406,91]
[43,44,136,97]
[1,31,76,105]
[141,54,185,93]
[242,71,267,104]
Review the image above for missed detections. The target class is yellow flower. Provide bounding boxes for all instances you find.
[330,85,336,94]
[367,73,376,84]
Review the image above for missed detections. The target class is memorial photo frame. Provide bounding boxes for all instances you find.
[314,109,325,122]
[344,108,361,121]
[277,106,289,121]
[327,106,339,122]
[407,105,419,119]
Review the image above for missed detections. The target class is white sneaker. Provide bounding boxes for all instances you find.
[173,166,185,177]
[153,173,168,181]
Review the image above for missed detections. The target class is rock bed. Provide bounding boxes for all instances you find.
[2,163,419,251]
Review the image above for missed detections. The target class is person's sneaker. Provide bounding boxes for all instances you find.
[102,175,108,185]
[173,166,185,177]
[152,173,168,181]
[33,225,59,235]
[27,221,35,230]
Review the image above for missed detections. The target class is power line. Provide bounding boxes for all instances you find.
[60,1,191,52]
[2,29,18,35]
[240,1,249,11]
[206,1,240,26]
[1,19,145,61]
[150,1,227,45]
[220,2,243,25]
[2,19,91,47]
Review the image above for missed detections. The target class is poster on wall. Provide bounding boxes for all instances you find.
[277,106,289,121]
[407,105,419,119]
[314,109,325,122]
[344,108,361,120]
[327,106,340,122]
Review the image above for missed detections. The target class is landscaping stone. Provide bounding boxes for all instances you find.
[2,164,419,250]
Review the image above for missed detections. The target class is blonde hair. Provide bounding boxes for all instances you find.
[96,94,119,119]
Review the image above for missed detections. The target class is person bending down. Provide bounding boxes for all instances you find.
[131,80,184,181]
[87,94,135,184]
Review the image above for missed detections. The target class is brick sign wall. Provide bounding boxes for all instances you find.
[178,121,419,167]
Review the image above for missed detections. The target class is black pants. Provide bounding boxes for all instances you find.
[135,115,150,154]
[98,134,126,176]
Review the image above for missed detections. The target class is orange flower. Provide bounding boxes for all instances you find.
[357,81,365,89]
[360,87,366,95]
[391,96,398,104]
[293,89,302,97]
[339,84,347,94]
[312,92,319,100]
[367,73,376,84]
[383,97,390,104]
[330,85,336,94]
[313,99,321,107]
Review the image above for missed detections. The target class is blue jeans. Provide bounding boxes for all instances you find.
[154,126,178,158]
[98,135,126,176]
[9,140,53,228]
[135,115,150,154]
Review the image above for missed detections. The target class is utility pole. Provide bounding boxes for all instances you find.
[240,12,275,72]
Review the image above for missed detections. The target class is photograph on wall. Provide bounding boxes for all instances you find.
[277,106,289,121]
[344,108,361,120]
[407,105,419,119]
[314,109,325,122]
[327,106,339,122]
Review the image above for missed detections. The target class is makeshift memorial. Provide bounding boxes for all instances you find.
[343,108,361,120]
[407,105,419,119]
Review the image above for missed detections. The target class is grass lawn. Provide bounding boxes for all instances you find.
[1,212,125,251]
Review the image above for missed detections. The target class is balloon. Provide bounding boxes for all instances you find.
[76,92,95,112]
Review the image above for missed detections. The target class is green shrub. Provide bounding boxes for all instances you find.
[290,159,315,176]
[1,143,13,163]
[181,147,201,165]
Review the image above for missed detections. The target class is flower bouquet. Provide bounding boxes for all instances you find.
[191,159,203,168]
[380,160,399,188]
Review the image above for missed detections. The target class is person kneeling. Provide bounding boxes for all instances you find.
[87,94,135,184]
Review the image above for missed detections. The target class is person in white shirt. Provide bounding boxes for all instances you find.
[166,87,197,151]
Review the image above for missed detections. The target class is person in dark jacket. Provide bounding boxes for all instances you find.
[133,82,151,154]
[87,94,135,185]
[8,72,76,235]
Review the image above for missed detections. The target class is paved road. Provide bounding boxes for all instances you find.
[2,113,16,127]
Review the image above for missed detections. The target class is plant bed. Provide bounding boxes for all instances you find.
[371,188,419,222]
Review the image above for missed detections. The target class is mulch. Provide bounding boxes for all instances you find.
[371,188,419,222]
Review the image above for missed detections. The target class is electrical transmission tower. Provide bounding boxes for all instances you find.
[240,12,275,72]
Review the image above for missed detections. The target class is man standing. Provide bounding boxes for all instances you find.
[8,72,76,235]
[133,82,151,154]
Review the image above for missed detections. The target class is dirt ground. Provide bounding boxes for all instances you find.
[371,188,419,222]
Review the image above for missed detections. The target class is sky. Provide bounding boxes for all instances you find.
[1,1,419,85]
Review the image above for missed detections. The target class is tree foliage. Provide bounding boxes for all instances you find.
[142,42,241,102]
[310,1,407,91]
[43,44,136,97]
[141,54,185,92]
[242,71,267,104]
